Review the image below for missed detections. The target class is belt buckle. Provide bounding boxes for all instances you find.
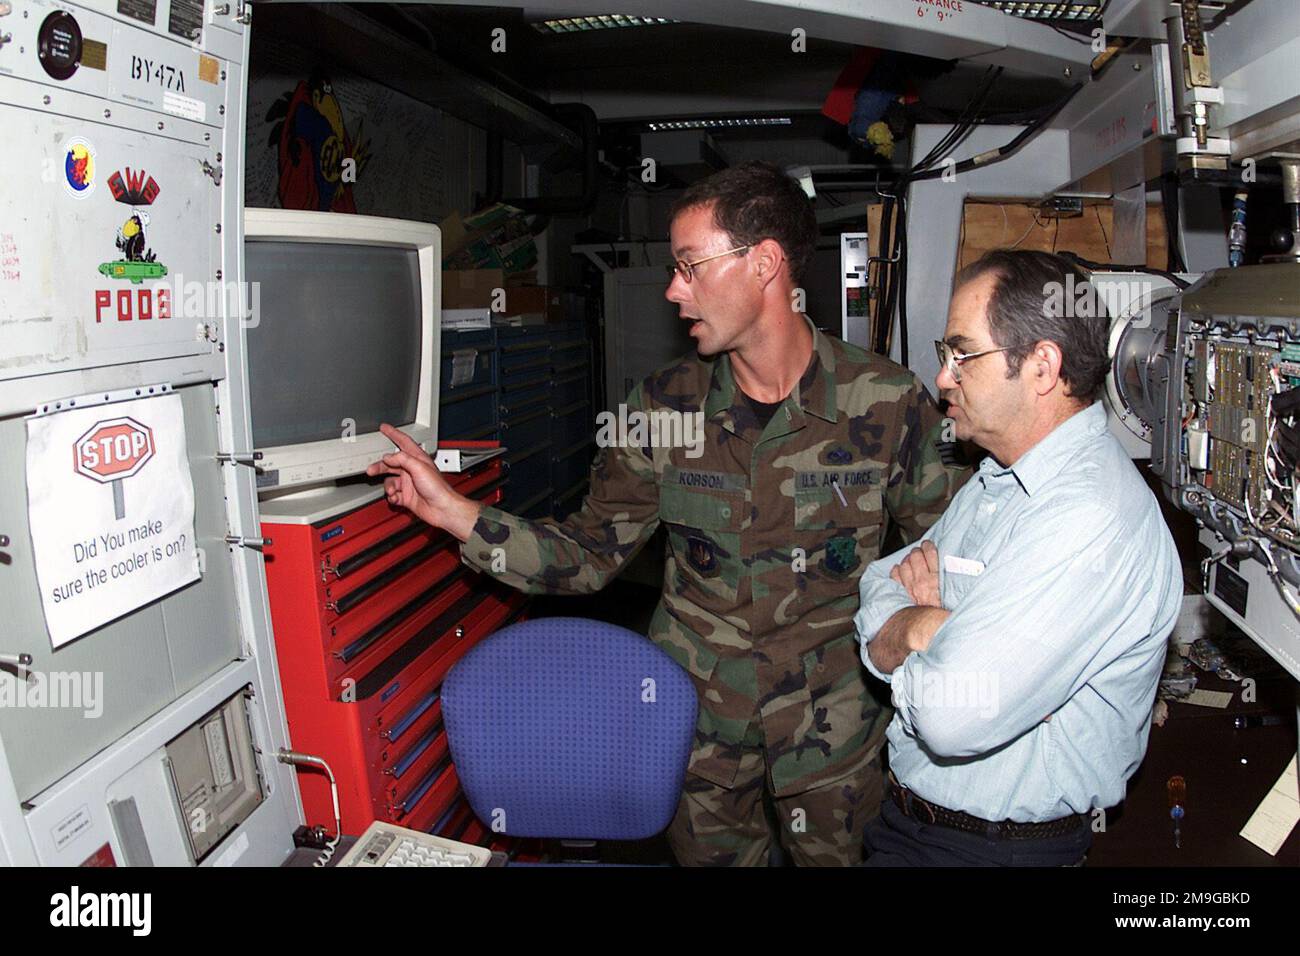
[914,796,937,825]
[891,773,938,825]
[903,787,937,825]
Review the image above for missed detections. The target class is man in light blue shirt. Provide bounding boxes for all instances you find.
[856,249,1182,866]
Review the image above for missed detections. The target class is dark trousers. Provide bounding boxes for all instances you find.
[863,798,1092,867]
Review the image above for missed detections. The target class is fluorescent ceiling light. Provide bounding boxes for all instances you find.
[531,15,677,34]
[978,1,1104,20]
[646,117,793,132]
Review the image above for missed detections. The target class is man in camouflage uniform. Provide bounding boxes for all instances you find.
[370,161,967,865]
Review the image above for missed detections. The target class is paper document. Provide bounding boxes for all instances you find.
[1240,756,1299,856]
[26,391,200,648]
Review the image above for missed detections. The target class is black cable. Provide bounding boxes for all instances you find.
[1049,23,1093,45]
[896,190,909,367]
[874,68,1052,363]
[912,70,994,174]
[1206,0,1253,31]
[872,194,896,354]
[958,208,967,268]
[901,79,1079,370]
[1160,172,1187,273]
[871,69,1070,361]
[913,67,1001,176]
[869,65,1000,359]
[1095,205,1111,259]
[882,202,902,354]
[1057,250,1192,290]
[908,83,1082,182]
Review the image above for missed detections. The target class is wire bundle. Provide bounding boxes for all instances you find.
[869,68,1083,364]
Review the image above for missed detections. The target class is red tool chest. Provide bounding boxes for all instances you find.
[260,454,527,839]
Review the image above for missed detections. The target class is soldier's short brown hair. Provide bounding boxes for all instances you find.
[670,161,818,286]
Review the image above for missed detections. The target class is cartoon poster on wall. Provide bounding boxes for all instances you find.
[264,69,372,212]
[245,33,448,219]
[26,391,200,648]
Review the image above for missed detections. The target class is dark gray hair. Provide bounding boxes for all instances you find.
[955,249,1110,403]
[670,161,818,286]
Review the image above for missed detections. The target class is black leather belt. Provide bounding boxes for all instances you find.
[889,774,1086,841]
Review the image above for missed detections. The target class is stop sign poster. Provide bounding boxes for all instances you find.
[26,392,200,648]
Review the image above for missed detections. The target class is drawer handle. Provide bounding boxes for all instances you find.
[387,720,445,778]
[351,588,482,701]
[325,523,431,580]
[441,383,496,402]
[549,400,588,419]
[555,478,589,504]
[554,437,595,460]
[325,542,447,616]
[515,487,553,514]
[503,407,550,428]
[392,753,454,817]
[508,441,550,466]
[384,689,441,742]
[335,573,463,664]
[498,394,548,417]
[501,372,552,393]
[444,424,498,441]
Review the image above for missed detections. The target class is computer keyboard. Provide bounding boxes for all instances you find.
[336,820,493,867]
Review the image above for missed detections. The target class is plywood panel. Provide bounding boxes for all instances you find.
[957,202,1169,270]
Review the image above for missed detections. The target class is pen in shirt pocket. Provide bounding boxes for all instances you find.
[831,479,849,507]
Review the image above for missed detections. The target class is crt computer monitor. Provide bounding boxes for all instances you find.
[243,209,440,493]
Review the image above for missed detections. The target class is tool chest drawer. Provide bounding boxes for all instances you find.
[500,404,552,455]
[440,331,498,441]
[441,383,499,440]
[440,330,497,390]
[501,439,552,516]
[551,368,589,408]
[550,400,592,451]
[261,450,529,843]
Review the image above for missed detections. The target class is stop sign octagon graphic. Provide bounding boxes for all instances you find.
[73,417,156,482]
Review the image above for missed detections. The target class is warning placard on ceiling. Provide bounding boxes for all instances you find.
[26,390,200,648]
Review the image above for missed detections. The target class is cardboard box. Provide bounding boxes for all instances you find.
[442,274,566,321]
[500,285,548,317]
[439,204,537,277]
[508,286,569,323]
[442,269,505,309]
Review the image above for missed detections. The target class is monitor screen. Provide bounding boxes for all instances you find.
[246,240,422,448]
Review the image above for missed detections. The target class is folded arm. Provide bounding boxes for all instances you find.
[890,499,1148,759]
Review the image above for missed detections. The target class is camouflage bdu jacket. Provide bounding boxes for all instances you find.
[460,320,967,797]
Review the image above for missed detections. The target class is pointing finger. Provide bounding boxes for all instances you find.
[382,450,422,472]
[380,424,424,457]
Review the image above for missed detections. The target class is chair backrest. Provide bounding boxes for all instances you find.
[442,617,698,840]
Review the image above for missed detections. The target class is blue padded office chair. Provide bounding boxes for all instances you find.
[442,617,697,842]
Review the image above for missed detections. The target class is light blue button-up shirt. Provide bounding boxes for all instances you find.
[855,402,1181,822]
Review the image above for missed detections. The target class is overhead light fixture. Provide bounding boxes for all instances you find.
[531,15,677,34]
[645,117,793,132]
[975,1,1104,20]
